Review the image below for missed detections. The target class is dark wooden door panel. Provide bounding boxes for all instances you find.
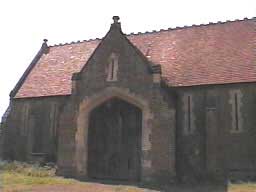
[88,98,142,181]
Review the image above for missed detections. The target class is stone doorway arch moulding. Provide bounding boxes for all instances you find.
[75,86,154,180]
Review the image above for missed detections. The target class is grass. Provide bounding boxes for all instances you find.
[1,171,147,192]
[0,161,150,192]
[2,171,76,192]
[0,161,256,192]
[229,182,256,192]
[0,161,76,191]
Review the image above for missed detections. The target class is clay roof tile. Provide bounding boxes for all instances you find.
[15,18,256,98]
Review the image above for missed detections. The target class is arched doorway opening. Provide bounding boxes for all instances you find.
[87,98,142,181]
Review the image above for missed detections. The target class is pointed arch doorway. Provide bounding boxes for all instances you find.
[75,87,154,182]
[87,98,142,181]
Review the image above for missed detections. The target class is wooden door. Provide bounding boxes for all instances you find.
[88,98,142,181]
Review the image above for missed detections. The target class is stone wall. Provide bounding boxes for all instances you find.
[2,81,256,183]
[58,27,176,182]
[175,83,256,182]
[0,123,4,158]
[2,23,255,184]
[2,96,68,162]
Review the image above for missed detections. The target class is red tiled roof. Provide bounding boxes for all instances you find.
[15,19,255,98]
[15,40,100,98]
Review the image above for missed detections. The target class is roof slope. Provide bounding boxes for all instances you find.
[15,40,100,98]
[15,18,255,98]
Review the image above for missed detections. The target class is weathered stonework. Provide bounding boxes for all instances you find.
[229,89,243,133]
[176,84,256,182]
[54,24,177,182]
[75,87,154,179]
[1,18,255,185]
[181,93,195,135]
[2,97,68,162]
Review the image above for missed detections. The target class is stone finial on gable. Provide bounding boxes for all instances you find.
[113,16,120,23]
[111,16,121,31]
[43,39,48,44]
[42,39,49,54]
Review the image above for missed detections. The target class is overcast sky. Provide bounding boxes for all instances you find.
[0,0,255,119]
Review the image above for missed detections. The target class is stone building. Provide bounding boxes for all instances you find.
[1,17,255,183]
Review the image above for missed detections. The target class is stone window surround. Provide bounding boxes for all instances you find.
[75,87,154,180]
[21,103,30,136]
[106,53,119,82]
[182,93,195,135]
[229,89,243,133]
[50,103,58,138]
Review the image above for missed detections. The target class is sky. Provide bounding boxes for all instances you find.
[0,0,255,119]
